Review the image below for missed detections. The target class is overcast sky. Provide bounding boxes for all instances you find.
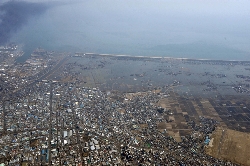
[7,0,250,60]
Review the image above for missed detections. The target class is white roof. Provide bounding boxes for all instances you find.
[90,145,95,150]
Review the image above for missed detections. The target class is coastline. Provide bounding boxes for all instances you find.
[74,52,250,63]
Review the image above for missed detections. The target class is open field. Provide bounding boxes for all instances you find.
[206,127,250,166]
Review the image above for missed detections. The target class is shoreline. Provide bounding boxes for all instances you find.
[74,52,250,63]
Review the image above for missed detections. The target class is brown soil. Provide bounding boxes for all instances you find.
[206,127,250,166]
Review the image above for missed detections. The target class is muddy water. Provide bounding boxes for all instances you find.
[67,56,250,97]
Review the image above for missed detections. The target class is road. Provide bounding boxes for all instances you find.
[48,82,53,165]
[1,55,69,101]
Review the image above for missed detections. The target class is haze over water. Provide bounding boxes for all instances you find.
[10,0,250,61]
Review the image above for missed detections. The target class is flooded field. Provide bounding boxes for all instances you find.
[57,55,250,98]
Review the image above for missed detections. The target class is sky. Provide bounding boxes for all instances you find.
[2,0,250,60]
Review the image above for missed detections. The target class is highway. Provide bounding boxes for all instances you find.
[1,55,69,101]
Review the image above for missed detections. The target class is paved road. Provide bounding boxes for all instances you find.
[48,83,53,165]
[0,55,69,138]
[1,55,69,101]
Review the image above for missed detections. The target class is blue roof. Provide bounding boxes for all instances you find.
[204,137,210,144]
